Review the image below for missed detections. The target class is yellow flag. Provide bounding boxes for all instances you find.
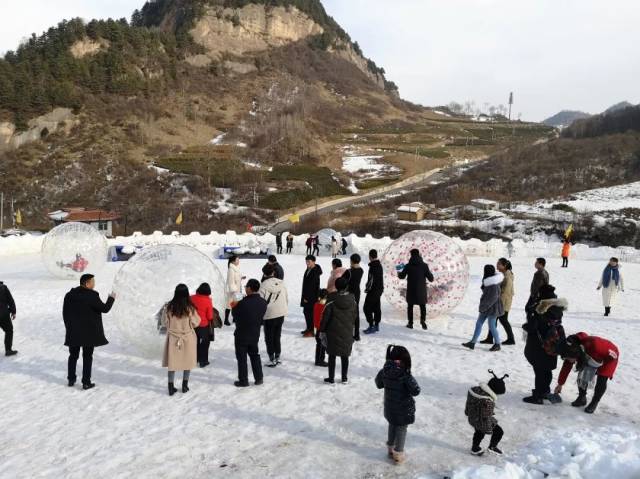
[289,214,300,224]
[564,224,573,239]
[15,209,22,225]
[176,210,183,225]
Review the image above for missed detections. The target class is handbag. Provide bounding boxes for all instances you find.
[211,308,222,330]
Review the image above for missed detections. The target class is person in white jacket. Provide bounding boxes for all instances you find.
[225,255,245,326]
[331,236,340,259]
[597,257,624,317]
[260,264,289,367]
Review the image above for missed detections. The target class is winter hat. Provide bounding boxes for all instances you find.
[538,284,557,300]
[487,369,509,395]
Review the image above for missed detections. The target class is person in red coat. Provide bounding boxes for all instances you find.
[555,332,619,414]
[191,283,214,368]
[313,289,329,367]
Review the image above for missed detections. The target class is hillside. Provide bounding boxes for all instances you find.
[0,0,551,233]
[542,110,591,129]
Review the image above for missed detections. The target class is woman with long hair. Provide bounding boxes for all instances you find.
[225,255,244,326]
[481,258,516,345]
[597,257,624,316]
[162,284,200,396]
[462,265,504,352]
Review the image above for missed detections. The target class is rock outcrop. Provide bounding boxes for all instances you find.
[0,108,77,151]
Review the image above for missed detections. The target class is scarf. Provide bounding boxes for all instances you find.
[602,265,620,288]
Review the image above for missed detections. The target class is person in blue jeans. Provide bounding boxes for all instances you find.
[462,265,504,352]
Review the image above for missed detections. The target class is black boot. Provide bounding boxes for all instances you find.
[406,322,413,329]
[479,337,493,345]
[168,382,177,396]
[604,307,611,317]
[421,320,428,330]
[585,399,600,414]
[585,376,608,413]
[315,345,328,367]
[182,380,189,394]
[462,342,475,350]
[571,389,587,407]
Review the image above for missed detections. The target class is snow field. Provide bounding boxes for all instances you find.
[0,253,639,478]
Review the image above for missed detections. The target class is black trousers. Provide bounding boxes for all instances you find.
[353,291,361,337]
[224,308,232,324]
[363,292,382,326]
[195,326,211,365]
[303,303,315,332]
[315,330,326,365]
[472,424,503,449]
[286,244,293,254]
[483,312,515,343]
[264,317,284,360]
[68,346,94,384]
[312,246,319,256]
[533,365,553,398]
[0,315,13,352]
[407,303,426,324]
[235,339,263,384]
[328,354,349,381]
[562,257,569,267]
[277,244,283,254]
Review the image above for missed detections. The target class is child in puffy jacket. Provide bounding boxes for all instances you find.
[313,289,328,366]
[375,345,421,465]
[464,370,508,456]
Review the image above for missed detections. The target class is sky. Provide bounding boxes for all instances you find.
[1,0,639,121]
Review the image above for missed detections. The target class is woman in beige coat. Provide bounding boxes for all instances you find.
[162,284,200,396]
[481,258,516,345]
[224,255,245,326]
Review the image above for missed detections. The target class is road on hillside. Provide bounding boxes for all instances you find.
[268,162,472,233]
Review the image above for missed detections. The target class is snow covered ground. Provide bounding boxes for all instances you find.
[0,248,639,478]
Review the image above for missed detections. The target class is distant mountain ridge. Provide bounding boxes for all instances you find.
[543,101,637,129]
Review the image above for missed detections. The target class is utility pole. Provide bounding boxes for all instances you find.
[508,92,514,121]
[0,192,3,232]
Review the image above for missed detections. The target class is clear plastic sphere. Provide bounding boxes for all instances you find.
[110,245,226,356]
[315,228,340,254]
[41,222,109,279]
[382,230,470,319]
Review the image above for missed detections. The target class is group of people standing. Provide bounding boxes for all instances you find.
[0,240,627,465]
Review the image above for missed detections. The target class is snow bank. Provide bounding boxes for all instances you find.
[3,230,640,264]
[421,427,640,479]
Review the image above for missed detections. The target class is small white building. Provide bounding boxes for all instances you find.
[397,202,431,222]
[48,207,121,237]
[470,199,500,211]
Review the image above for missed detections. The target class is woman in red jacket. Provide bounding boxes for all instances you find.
[555,332,619,414]
[191,283,214,368]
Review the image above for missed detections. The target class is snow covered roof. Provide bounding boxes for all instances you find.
[397,202,427,213]
[48,208,121,222]
[471,199,499,206]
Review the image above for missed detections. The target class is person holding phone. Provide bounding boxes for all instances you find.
[62,274,116,390]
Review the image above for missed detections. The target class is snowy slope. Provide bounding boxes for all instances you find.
[0,253,639,478]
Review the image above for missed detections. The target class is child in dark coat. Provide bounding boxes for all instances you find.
[313,289,329,367]
[375,345,421,464]
[464,370,509,456]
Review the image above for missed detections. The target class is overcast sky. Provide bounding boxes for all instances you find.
[1,0,639,121]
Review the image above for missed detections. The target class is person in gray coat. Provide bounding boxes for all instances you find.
[319,277,357,384]
[462,265,504,352]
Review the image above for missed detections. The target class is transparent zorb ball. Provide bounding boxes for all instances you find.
[110,244,225,356]
[41,222,109,279]
[382,230,470,319]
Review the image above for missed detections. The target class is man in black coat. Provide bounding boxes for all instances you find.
[233,279,268,387]
[300,255,323,336]
[0,281,17,356]
[63,274,115,389]
[363,249,384,334]
[262,255,284,281]
[398,249,434,330]
[346,254,364,341]
[276,233,283,255]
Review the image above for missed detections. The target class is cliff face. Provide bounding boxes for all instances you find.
[190,4,323,58]
[187,3,390,92]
